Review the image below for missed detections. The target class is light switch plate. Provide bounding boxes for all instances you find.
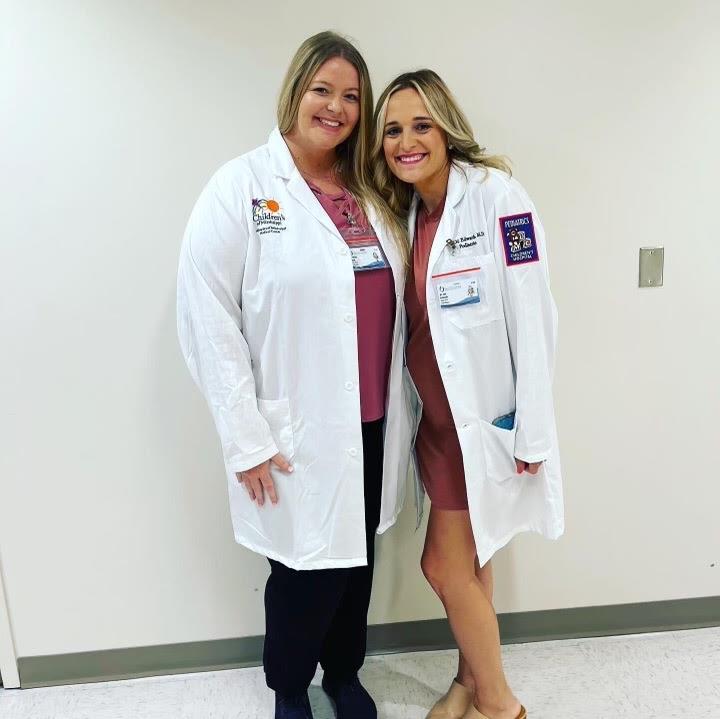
[639,247,664,287]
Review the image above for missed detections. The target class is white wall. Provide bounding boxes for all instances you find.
[1,0,718,661]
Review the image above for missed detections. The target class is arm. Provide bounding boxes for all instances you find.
[488,180,558,466]
[176,166,279,474]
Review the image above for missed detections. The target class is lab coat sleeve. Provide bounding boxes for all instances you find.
[488,182,558,464]
[177,168,278,473]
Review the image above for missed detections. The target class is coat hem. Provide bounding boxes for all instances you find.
[376,510,401,535]
[476,523,564,568]
[233,535,369,571]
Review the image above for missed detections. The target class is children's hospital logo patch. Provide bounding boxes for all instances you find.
[499,212,539,266]
[252,198,287,235]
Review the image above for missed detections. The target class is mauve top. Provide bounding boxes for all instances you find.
[404,196,468,510]
[309,182,396,423]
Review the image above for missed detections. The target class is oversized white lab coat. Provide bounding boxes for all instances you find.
[406,162,564,566]
[177,128,413,570]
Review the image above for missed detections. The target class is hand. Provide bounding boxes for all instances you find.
[236,453,293,507]
[515,458,543,475]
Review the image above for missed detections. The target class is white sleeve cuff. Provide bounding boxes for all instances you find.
[225,443,279,474]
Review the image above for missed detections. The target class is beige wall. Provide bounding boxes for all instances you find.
[1,0,718,671]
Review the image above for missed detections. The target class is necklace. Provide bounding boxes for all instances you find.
[336,191,363,229]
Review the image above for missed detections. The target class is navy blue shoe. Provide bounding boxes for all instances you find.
[275,691,314,719]
[321,675,377,719]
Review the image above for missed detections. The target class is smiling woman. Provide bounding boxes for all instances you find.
[177,30,411,719]
[275,33,372,202]
[372,69,510,223]
[282,56,362,192]
[370,70,561,719]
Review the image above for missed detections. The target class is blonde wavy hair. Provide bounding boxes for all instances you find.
[277,31,409,261]
[372,69,511,223]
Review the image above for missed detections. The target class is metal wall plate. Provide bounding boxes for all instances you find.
[639,247,664,287]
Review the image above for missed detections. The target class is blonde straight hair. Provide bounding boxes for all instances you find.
[277,31,409,261]
[372,69,511,222]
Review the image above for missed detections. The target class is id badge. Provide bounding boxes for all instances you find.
[431,267,483,308]
[342,227,389,272]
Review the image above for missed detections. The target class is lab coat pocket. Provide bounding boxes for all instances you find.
[433,253,503,330]
[257,398,295,461]
[479,419,517,483]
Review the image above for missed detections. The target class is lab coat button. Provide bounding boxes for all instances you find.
[445,361,456,372]
[348,448,358,457]
[340,247,349,256]
[344,381,354,391]
[344,313,354,323]
[462,423,470,429]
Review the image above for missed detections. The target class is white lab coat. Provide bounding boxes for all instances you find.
[177,128,413,570]
[406,163,564,566]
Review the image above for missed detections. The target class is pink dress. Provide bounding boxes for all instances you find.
[309,182,396,422]
[405,197,468,510]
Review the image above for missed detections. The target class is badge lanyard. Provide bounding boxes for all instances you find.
[308,180,390,273]
[336,194,389,273]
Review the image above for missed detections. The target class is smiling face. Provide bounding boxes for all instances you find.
[382,87,449,187]
[289,56,361,153]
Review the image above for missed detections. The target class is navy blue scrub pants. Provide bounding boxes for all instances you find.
[263,417,384,696]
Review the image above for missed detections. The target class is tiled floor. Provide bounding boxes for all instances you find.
[1,627,719,719]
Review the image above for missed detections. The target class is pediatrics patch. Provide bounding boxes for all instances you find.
[499,212,539,266]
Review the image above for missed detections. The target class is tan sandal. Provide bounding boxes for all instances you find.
[426,679,474,718]
[461,703,527,719]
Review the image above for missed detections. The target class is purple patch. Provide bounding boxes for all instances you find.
[499,212,539,266]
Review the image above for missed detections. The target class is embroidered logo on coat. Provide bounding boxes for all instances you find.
[499,212,539,266]
[252,198,287,235]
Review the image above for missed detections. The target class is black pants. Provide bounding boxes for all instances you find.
[263,418,384,696]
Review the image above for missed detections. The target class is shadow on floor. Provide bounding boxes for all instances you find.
[309,665,443,719]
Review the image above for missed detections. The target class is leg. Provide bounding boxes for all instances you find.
[264,558,348,696]
[457,558,494,691]
[422,508,520,719]
[319,418,384,679]
[317,554,375,679]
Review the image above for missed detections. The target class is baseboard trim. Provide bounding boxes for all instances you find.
[16,595,720,688]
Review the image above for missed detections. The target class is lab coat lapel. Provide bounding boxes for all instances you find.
[408,194,419,247]
[367,203,405,296]
[286,170,344,240]
[427,164,468,272]
[267,127,343,241]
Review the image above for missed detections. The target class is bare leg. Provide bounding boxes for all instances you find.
[456,557,494,692]
[422,507,520,719]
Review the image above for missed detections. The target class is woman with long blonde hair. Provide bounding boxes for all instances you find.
[372,70,564,719]
[178,32,412,719]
